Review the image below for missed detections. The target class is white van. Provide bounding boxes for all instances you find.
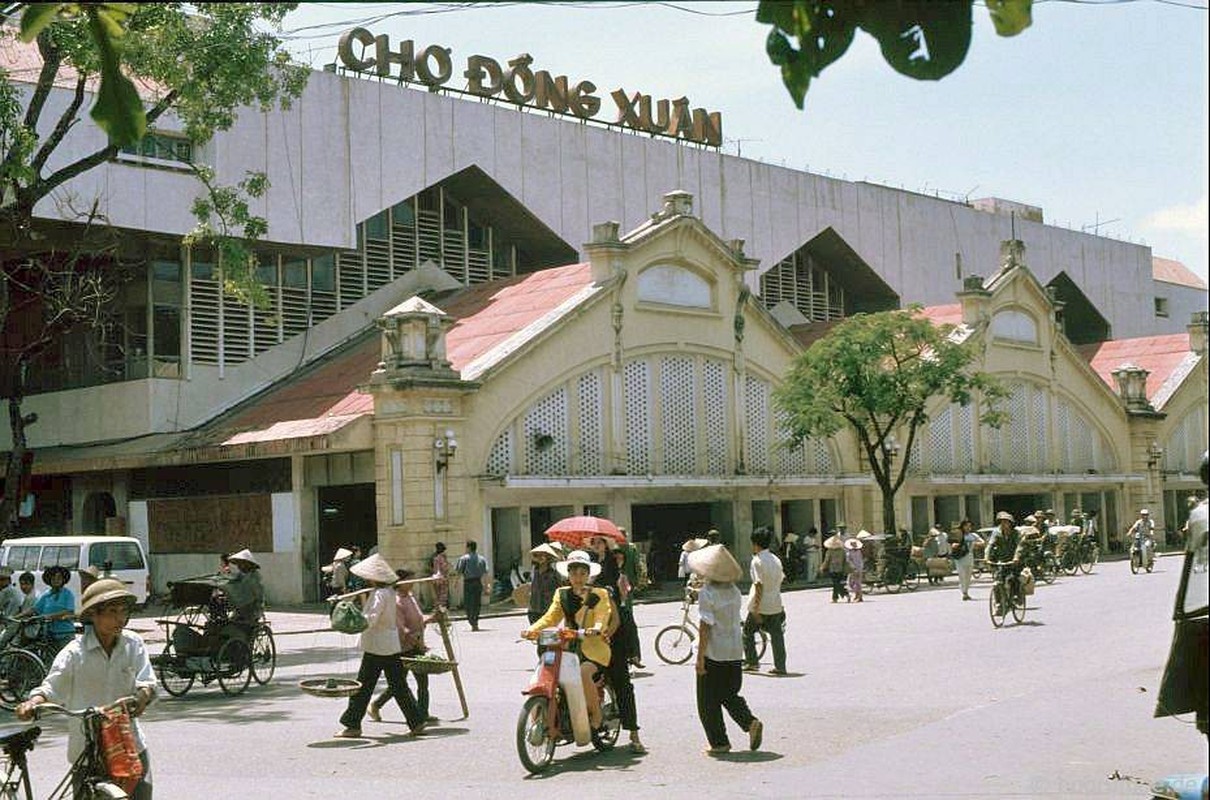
[0,535,150,611]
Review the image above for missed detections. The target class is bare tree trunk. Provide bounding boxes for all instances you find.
[0,365,32,536]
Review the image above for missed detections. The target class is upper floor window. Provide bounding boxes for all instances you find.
[118,131,193,166]
[990,308,1038,345]
[637,263,712,309]
[1155,297,1169,318]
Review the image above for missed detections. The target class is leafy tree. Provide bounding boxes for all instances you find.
[758,0,1034,108]
[774,307,1006,535]
[0,3,307,532]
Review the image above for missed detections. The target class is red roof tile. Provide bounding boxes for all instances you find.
[917,304,964,328]
[443,263,593,372]
[1076,333,1193,401]
[207,263,595,442]
[1153,257,1207,290]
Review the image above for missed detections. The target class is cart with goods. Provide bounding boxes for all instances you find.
[149,576,276,697]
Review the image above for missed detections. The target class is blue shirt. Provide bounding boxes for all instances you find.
[33,587,76,638]
[456,552,488,580]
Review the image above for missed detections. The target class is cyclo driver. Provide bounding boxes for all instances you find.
[986,511,1026,606]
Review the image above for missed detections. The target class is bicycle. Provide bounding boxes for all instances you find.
[654,585,767,665]
[0,615,70,711]
[987,561,1027,628]
[0,699,136,799]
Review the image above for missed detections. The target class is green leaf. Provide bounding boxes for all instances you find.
[858,2,973,81]
[986,0,1032,37]
[18,3,63,43]
[86,4,145,146]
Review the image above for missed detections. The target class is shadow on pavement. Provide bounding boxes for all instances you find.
[521,746,646,778]
[710,750,783,763]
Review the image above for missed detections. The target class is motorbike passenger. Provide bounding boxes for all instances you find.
[986,511,1026,600]
[1128,509,1156,567]
[523,550,646,754]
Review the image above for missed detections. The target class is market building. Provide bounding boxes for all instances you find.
[2,34,1206,602]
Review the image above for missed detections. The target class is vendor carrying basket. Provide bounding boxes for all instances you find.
[400,655,458,676]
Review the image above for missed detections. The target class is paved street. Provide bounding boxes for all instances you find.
[12,558,1208,798]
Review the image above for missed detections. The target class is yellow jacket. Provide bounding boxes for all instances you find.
[527,586,614,667]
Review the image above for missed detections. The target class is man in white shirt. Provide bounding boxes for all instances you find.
[18,578,157,798]
[742,527,787,675]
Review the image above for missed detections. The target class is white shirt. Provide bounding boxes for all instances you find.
[33,627,156,763]
[748,549,784,614]
[360,587,401,655]
[697,582,744,662]
[0,584,22,616]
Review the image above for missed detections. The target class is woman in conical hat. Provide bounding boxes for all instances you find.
[335,553,427,739]
[843,537,864,602]
[687,544,764,755]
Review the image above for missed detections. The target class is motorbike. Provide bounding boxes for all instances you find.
[516,627,621,774]
[1131,533,1156,574]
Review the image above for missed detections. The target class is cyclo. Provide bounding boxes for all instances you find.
[149,576,275,697]
[863,541,920,594]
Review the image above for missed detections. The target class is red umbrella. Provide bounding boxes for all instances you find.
[544,516,626,548]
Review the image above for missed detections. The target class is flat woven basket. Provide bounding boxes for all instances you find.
[298,677,361,698]
[399,656,457,675]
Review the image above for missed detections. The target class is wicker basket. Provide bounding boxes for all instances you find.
[298,677,361,698]
[400,655,457,675]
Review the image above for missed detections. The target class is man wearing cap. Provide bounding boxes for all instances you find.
[221,549,264,629]
[986,512,1025,603]
[1128,509,1156,557]
[17,578,157,799]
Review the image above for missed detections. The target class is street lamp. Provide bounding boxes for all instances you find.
[434,429,458,472]
[1147,441,1164,470]
[881,434,900,462]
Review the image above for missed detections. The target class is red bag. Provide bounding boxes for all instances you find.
[98,705,144,794]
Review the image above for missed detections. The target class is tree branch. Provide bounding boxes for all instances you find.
[30,71,87,174]
[21,32,62,134]
[27,141,118,204]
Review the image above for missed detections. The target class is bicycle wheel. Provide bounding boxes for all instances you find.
[988,584,1007,628]
[153,643,194,698]
[1011,587,1027,623]
[1079,548,1095,574]
[654,625,696,665]
[1130,552,1140,574]
[591,682,622,751]
[885,565,902,594]
[0,648,46,709]
[754,629,768,661]
[903,562,920,592]
[215,637,252,696]
[516,695,556,774]
[1145,554,1154,574]
[1041,554,1058,585]
[1062,550,1079,576]
[249,625,276,685]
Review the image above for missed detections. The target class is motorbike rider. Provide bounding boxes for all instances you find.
[1128,508,1156,567]
[523,550,646,754]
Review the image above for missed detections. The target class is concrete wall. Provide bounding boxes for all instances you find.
[26,70,1199,344]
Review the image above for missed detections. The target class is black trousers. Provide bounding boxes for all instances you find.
[463,577,483,628]
[617,604,642,662]
[373,662,430,718]
[340,652,423,730]
[829,571,849,600]
[600,653,640,731]
[696,658,756,748]
[743,611,787,672]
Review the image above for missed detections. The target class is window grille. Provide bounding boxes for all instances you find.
[703,359,728,474]
[812,438,833,474]
[624,360,651,474]
[758,248,846,321]
[524,387,569,475]
[222,296,251,364]
[928,405,955,473]
[745,376,770,474]
[661,356,697,474]
[774,409,807,474]
[337,251,364,309]
[955,403,974,473]
[486,429,513,476]
[189,276,221,365]
[578,371,604,474]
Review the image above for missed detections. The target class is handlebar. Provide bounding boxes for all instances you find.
[32,698,136,721]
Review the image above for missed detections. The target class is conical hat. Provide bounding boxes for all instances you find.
[844,537,864,550]
[529,543,561,560]
[228,549,259,568]
[824,534,844,549]
[350,553,397,585]
[333,547,353,561]
[682,537,709,553]
[686,544,743,583]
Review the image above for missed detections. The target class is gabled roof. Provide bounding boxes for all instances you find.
[1076,333,1198,409]
[1153,256,1207,290]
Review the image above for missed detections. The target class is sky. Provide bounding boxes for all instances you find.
[277,1,1210,284]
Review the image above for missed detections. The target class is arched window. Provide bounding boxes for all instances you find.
[637,264,713,309]
[990,309,1039,345]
